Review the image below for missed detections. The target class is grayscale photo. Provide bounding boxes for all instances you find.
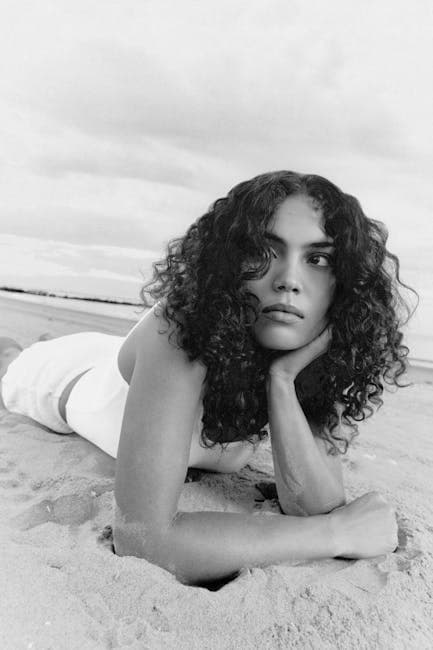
[0,1,432,648]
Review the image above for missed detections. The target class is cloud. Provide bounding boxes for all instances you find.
[21,35,402,163]
[0,205,171,250]
[2,0,424,164]
[34,150,195,189]
[0,0,432,260]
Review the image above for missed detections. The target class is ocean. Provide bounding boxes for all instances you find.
[1,233,431,362]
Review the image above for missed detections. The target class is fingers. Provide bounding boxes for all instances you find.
[268,324,332,378]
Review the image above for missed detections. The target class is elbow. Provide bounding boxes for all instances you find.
[113,525,196,585]
[113,522,176,576]
[112,525,142,558]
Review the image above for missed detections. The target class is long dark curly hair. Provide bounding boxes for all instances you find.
[141,171,416,453]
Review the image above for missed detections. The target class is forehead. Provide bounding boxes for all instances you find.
[269,195,331,243]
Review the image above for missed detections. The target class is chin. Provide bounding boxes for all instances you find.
[254,330,307,351]
[260,340,305,351]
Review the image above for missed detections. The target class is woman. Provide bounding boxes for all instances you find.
[0,171,411,585]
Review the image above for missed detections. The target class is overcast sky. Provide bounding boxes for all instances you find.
[0,0,432,256]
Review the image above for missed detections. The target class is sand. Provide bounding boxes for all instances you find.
[0,292,432,649]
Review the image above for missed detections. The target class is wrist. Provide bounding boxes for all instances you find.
[267,371,296,390]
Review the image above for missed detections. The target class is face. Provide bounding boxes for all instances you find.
[245,194,335,350]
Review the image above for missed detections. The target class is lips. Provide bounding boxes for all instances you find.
[262,303,304,318]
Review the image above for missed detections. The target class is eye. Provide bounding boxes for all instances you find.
[270,246,278,259]
[308,253,332,267]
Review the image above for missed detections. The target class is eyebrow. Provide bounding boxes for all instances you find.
[264,232,334,249]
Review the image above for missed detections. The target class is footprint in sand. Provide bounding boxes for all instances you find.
[393,516,423,571]
[13,493,97,530]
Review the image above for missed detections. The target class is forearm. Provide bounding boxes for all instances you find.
[115,508,336,585]
[267,374,345,516]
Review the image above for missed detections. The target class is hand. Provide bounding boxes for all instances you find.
[329,491,398,559]
[269,326,332,381]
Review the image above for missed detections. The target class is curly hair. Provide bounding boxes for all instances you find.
[140,171,416,453]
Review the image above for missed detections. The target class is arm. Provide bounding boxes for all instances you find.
[113,310,336,584]
[267,326,345,516]
[113,313,395,585]
[267,373,345,516]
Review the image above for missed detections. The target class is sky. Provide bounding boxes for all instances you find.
[0,0,432,351]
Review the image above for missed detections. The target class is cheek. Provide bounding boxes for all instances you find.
[317,277,335,310]
[308,278,335,326]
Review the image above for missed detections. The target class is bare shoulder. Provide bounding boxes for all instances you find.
[118,305,206,386]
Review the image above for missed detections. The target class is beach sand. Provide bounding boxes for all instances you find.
[0,292,432,649]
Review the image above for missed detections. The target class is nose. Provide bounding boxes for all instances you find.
[272,277,300,293]
[272,257,301,294]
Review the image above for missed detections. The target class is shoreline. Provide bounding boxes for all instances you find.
[0,287,142,320]
[0,285,141,307]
